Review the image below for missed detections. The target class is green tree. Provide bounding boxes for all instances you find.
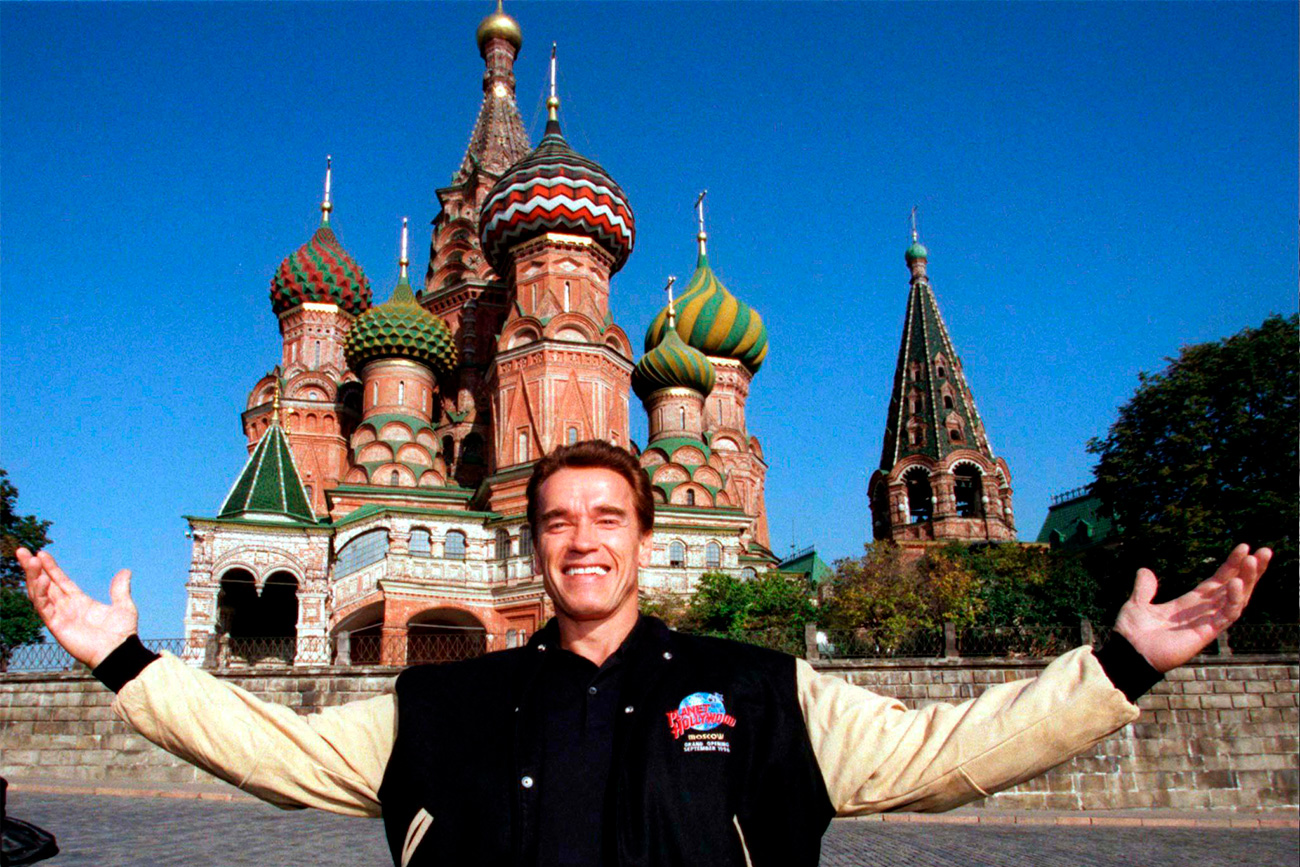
[674,570,816,653]
[941,543,1106,625]
[1087,314,1298,620]
[1,469,52,667]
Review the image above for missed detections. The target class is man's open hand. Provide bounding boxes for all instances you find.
[1115,544,1271,673]
[18,548,138,668]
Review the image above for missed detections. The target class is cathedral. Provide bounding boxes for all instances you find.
[180,6,779,666]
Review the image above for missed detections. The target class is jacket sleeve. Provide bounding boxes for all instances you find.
[796,646,1139,815]
[113,653,394,817]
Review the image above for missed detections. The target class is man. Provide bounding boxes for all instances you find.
[19,440,1270,866]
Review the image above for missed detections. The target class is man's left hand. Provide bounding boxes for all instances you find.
[1115,544,1271,673]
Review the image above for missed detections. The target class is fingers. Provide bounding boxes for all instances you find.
[38,550,79,597]
[1130,568,1158,605]
[109,569,134,608]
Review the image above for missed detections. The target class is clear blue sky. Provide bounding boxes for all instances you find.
[3,2,1296,639]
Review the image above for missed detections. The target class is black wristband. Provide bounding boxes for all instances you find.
[1093,631,1164,703]
[91,635,160,693]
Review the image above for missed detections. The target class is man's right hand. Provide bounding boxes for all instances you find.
[18,548,138,668]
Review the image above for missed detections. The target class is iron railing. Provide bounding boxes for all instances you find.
[3,623,1295,672]
[956,624,1082,659]
[816,627,945,659]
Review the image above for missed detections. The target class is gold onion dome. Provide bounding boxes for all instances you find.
[344,279,458,378]
[632,322,716,402]
[643,252,768,374]
[476,2,522,57]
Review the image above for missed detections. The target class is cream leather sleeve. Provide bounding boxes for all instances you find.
[796,646,1139,815]
[113,653,394,817]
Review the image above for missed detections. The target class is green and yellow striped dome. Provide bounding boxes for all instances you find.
[643,252,768,373]
[632,324,716,402]
[344,279,457,377]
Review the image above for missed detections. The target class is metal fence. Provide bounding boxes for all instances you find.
[3,622,1296,672]
[816,627,945,659]
[956,624,1082,659]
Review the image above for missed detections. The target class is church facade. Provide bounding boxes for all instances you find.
[181,7,778,666]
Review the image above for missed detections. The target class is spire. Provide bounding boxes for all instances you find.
[664,275,678,328]
[905,205,929,279]
[458,2,530,178]
[695,190,708,258]
[217,406,315,524]
[879,236,994,470]
[546,42,561,133]
[399,216,410,282]
[320,155,333,226]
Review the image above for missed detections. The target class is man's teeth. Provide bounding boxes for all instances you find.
[566,565,609,576]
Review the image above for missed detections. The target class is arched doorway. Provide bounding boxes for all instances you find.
[217,568,298,665]
[334,602,383,666]
[407,607,487,664]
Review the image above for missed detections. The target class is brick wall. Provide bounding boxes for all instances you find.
[1,655,1295,810]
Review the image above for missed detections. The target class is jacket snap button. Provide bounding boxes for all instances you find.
[588,686,598,695]
[521,776,534,789]
[662,651,673,660]
[624,706,634,714]
[537,644,547,652]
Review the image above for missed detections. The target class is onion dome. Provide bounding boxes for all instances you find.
[345,220,457,377]
[632,313,716,402]
[270,157,371,317]
[476,0,522,57]
[643,250,768,374]
[905,240,928,262]
[479,47,634,278]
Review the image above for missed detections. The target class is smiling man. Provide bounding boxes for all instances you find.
[19,440,1270,867]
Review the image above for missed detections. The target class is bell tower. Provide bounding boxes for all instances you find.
[868,218,1016,544]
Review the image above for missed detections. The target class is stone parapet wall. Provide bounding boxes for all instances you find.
[1,655,1295,810]
[820,654,1299,811]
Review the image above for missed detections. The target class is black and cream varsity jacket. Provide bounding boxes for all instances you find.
[107,617,1145,866]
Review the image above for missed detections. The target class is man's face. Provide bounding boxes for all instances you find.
[533,467,651,625]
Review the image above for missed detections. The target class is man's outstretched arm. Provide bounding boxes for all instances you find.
[18,548,394,816]
[799,544,1270,815]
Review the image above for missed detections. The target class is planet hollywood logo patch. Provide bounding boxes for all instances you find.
[666,692,736,753]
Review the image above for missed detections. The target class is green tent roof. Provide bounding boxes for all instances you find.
[218,422,315,524]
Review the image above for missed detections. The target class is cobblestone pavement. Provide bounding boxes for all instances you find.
[6,793,1297,867]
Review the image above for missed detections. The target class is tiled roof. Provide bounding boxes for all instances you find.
[218,422,316,524]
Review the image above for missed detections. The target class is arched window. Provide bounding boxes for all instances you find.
[398,381,405,404]
[936,365,946,378]
[563,281,571,312]
[314,340,321,367]
[336,530,388,576]
[740,567,757,581]
[291,343,298,362]
[519,525,533,557]
[911,397,921,413]
[949,428,963,443]
[371,382,378,405]
[444,530,467,560]
[517,430,529,463]
[903,467,933,524]
[390,470,401,486]
[685,489,696,506]
[943,394,954,409]
[953,464,984,518]
[409,528,431,557]
[669,541,686,568]
[705,541,721,569]
[442,436,455,463]
[496,529,511,560]
[567,426,578,445]
[303,484,313,505]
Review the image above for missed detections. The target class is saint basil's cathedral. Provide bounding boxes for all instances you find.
[181,5,1014,666]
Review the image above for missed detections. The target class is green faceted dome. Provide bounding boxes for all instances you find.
[632,324,716,402]
[905,240,928,262]
[345,279,457,377]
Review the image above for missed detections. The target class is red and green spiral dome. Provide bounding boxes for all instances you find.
[270,226,372,317]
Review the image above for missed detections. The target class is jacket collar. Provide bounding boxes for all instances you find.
[526,614,673,663]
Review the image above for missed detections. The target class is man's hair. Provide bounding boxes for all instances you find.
[526,440,654,535]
